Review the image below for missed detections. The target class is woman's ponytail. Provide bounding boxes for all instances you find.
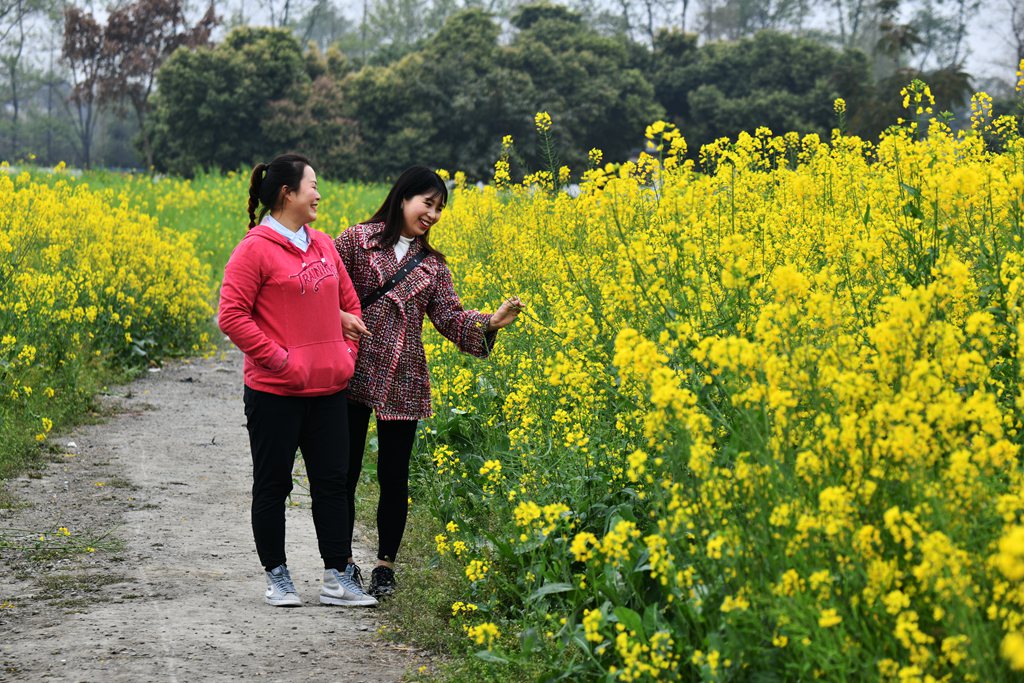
[247,163,268,229]
[246,154,311,230]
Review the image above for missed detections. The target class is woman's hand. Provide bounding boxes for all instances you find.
[340,310,371,340]
[486,296,524,332]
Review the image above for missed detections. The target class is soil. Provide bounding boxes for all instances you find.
[0,349,426,682]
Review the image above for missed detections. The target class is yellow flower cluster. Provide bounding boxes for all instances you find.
[431,444,461,475]
[465,559,489,583]
[610,627,679,682]
[1,167,214,455]
[413,83,1024,679]
[451,601,478,616]
[478,458,503,495]
[465,622,500,648]
[582,607,603,643]
[534,111,552,134]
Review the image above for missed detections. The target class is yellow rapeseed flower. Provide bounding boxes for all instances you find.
[534,111,552,133]
[818,609,842,628]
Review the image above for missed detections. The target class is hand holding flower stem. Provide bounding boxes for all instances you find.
[486,297,524,332]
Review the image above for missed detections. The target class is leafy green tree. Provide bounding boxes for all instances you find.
[61,5,105,168]
[422,9,535,177]
[337,54,448,180]
[102,0,217,170]
[648,29,698,117]
[651,29,871,151]
[852,64,972,136]
[341,9,533,179]
[263,74,364,178]
[147,26,308,175]
[503,3,664,171]
[340,4,662,179]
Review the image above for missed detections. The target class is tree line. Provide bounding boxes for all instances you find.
[1,0,1019,178]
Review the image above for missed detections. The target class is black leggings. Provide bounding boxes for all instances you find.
[347,400,418,563]
[244,386,351,571]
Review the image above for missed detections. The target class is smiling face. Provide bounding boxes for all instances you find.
[283,164,320,226]
[401,191,444,238]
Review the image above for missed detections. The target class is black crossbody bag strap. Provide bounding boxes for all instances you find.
[359,249,429,309]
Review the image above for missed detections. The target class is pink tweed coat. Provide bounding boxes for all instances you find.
[334,222,496,420]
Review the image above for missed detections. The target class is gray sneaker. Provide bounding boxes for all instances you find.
[320,564,378,607]
[265,564,302,607]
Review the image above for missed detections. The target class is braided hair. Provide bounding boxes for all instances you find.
[247,153,312,229]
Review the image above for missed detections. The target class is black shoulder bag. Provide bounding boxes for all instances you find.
[359,249,429,309]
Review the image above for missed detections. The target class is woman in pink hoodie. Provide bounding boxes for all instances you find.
[218,153,377,608]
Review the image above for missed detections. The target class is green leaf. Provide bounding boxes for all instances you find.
[902,201,924,221]
[519,627,541,654]
[474,650,509,664]
[613,606,644,636]
[899,182,922,199]
[528,582,574,601]
[633,547,652,573]
[601,564,622,600]
[643,603,660,634]
[479,527,516,560]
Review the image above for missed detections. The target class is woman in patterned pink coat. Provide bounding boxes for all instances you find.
[334,166,522,597]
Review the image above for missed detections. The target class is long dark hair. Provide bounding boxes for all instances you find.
[367,166,448,262]
[247,153,312,229]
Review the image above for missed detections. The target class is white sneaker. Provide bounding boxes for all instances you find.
[265,565,302,607]
[320,564,378,607]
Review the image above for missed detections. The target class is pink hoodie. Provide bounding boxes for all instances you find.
[218,224,361,397]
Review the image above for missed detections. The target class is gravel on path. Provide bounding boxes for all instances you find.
[0,349,422,682]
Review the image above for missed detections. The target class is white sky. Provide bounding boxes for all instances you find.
[971,5,1021,86]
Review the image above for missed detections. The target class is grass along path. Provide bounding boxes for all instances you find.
[0,349,426,681]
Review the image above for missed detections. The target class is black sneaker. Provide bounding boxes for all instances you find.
[368,565,397,598]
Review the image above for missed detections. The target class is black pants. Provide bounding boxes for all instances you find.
[347,400,418,563]
[244,386,351,571]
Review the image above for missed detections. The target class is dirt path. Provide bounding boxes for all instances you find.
[0,349,423,682]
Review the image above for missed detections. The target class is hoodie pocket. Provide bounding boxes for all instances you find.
[285,339,356,391]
